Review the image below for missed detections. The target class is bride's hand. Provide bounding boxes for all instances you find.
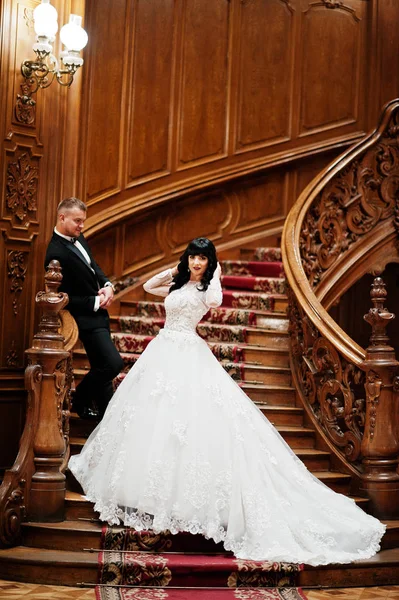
[215,262,222,278]
[171,264,179,276]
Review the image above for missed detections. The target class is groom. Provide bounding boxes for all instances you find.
[45,197,123,419]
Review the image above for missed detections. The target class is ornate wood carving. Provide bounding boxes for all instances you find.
[322,0,343,8]
[300,110,399,288]
[288,286,365,467]
[6,153,38,222]
[23,7,34,30]
[284,101,399,517]
[360,277,399,517]
[29,260,70,521]
[7,251,28,316]
[5,341,19,368]
[15,82,36,126]
[0,262,72,544]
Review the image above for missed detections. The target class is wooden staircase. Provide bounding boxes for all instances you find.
[0,246,399,589]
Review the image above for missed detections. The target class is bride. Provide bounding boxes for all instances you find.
[69,237,385,566]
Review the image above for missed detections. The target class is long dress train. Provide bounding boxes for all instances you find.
[69,268,385,566]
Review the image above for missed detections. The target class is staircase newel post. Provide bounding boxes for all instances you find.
[27,260,70,521]
[361,276,399,518]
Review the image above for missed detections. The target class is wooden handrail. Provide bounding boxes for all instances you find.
[283,99,399,366]
[282,100,399,517]
[0,261,75,546]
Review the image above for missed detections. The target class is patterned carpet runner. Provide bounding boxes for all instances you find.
[95,527,306,599]
[95,587,308,599]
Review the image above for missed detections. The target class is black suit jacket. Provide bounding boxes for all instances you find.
[45,232,111,331]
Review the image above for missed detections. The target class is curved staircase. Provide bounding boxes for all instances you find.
[0,245,398,592]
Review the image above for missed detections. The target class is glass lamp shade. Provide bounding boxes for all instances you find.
[33,0,58,38]
[60,15,88,52]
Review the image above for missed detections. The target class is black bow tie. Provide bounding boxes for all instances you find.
[70,237,77,244]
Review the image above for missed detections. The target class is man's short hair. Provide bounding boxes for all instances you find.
[57,197,87,215]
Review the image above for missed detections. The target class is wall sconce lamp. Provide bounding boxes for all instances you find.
[20,0,88,106]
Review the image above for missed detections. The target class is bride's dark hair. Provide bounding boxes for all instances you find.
[169,237,218,293]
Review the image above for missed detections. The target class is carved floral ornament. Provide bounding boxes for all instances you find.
[300,111,399,289]
[7,251,28,316]
[6,153,38,222]
[288,288,365,467]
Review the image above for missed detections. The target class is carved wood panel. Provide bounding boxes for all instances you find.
[13,2,37,128]
[4,151,39,227]
[1,245,31,369]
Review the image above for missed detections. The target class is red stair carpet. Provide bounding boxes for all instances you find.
[95,527,306,599]
[95,587,308,599]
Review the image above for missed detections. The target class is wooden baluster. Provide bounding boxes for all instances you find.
[28,260,69,521]
[361,277,399,518]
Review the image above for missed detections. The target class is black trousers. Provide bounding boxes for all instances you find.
[75,327,124,417]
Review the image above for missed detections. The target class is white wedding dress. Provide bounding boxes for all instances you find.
[69,268,385,566]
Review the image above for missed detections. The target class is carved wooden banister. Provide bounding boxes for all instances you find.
[0,260,73,546]
[282,100,399,517]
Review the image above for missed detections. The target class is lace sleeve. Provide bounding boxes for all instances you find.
[204,271,223,308]
[143,269,173,297]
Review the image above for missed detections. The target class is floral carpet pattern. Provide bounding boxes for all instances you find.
[95,588,308,599]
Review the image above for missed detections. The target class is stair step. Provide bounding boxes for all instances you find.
[221,275,287,295]
[310,471,351,494]
[276,425,315,448]
[293,448,331,471]
[221,290,288,313]
[0,546,98,586]
[21,520,104,551]
[21,522,229,554]
[299,548,399,588]
[240,383,296,405]
[220,260,284,278]
[256,404,303,426]
[249,363,292,383]
[1,543,398,588]
[241,247,282,262]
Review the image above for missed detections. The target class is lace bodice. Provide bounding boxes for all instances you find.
[143,269,223,334]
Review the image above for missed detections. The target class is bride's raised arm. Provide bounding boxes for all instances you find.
[143,268,174,297]
[205,263,223,308]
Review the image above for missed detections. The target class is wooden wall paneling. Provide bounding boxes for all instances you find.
[82,0,129,204]
[163,190,233,254]
[60,0,86,200]
[231,170,288,236]
[122,211,165,275]
[377,0,399,113]
[1,241,32,371]
[126,0,175,185]
[87,225,117,279]
[235,0,295,153]
[298,0,366,138]
[0,392,26,472]
[176,0,231,168]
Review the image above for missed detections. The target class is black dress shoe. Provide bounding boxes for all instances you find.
[74,405,100,420]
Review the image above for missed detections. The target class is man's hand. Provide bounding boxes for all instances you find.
[98,285,114,308]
